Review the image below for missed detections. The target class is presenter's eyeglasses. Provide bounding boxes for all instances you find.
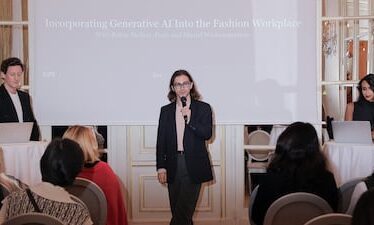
[173,82,192,89]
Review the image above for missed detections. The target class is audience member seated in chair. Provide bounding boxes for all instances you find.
[346,172,374,215]
[251,122,338,225]
[351,188,374,225]
[63,125,128,225]
[0,138,92,225]
[344,73,374,139]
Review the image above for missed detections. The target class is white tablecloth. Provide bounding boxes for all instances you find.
[322,141,374,185]
[0,141,48,186]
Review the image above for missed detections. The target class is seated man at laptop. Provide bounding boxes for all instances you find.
[0,57,40,141]
[345,73,374,139]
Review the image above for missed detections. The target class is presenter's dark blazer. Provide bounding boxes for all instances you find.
[156,99,213,184]
[0,84,40,141]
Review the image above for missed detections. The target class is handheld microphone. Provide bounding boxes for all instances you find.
[181,96,187,123]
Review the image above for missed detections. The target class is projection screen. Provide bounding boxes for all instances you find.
[29,0,317,125]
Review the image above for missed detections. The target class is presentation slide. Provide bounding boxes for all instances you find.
[29,0,317,125]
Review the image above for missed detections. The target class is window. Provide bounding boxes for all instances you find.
[321,0,374,122]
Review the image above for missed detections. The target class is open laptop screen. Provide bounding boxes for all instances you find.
[332,121,373,144]
[0,122,33,143]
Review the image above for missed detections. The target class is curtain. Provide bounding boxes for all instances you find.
[0,0,29,86]
[22,0,29,84]
[0,0,12,82]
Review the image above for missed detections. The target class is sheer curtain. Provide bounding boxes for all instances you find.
[0,0,29,86]
[0,0,13,81]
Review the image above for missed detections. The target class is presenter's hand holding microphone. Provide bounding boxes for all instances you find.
[181,96,190,124]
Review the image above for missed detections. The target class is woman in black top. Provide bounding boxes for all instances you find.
[251,122,338,225]
[345,73,374,139]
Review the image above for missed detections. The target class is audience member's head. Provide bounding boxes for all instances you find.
[63,125,100,163]
[0,57,24,74]
[268,122,327,178]
[357,73,374,103]
[40,138,84,186]
[351,189,374,225]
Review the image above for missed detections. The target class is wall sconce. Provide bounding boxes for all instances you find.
[322,21,337,56]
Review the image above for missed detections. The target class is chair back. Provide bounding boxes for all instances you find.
[248,130,270,145]
[247,130,272,161]
[337,177,364,213]
[248,185,259,225]
[246,130,273,193]
[2,212,64,225]
[65,177,107,225]
[303,213,352,225]
[263,192,333,225]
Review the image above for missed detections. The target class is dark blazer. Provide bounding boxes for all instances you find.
[156,99,213,184]
[0,84,40,141]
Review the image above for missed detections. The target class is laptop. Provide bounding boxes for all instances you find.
[332,121,373,144]
[0,122,33,144]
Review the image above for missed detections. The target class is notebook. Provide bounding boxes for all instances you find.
[0,122,33,143]
[332,121,373,144]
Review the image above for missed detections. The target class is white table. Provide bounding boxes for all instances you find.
[0,141,48,186]
[322,141,374,185]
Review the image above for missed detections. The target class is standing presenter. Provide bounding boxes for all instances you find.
[156,69,213,225]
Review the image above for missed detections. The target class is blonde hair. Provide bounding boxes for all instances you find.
[63,125,100,163]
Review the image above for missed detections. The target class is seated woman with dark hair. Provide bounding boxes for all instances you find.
[0,138,92,225]
[345,73,374,139]
[251,122,339,225]
[351,188,374,225]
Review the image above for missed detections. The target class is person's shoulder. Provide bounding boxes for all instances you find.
[16,89,30,98]
[0,84,7,96]
[160,102,175,111]
[318,170,337,185]
[5,188,27,201]
[260,171,286,186]
[84,161,109,171]
[96,161,114,171]
[356,99,374,107]
[192,99,211,109]
[346,102,354,108]
[324,170,336,180]
[92,161,117,176]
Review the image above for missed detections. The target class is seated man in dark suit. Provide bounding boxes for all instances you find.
[0,57,40,141]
